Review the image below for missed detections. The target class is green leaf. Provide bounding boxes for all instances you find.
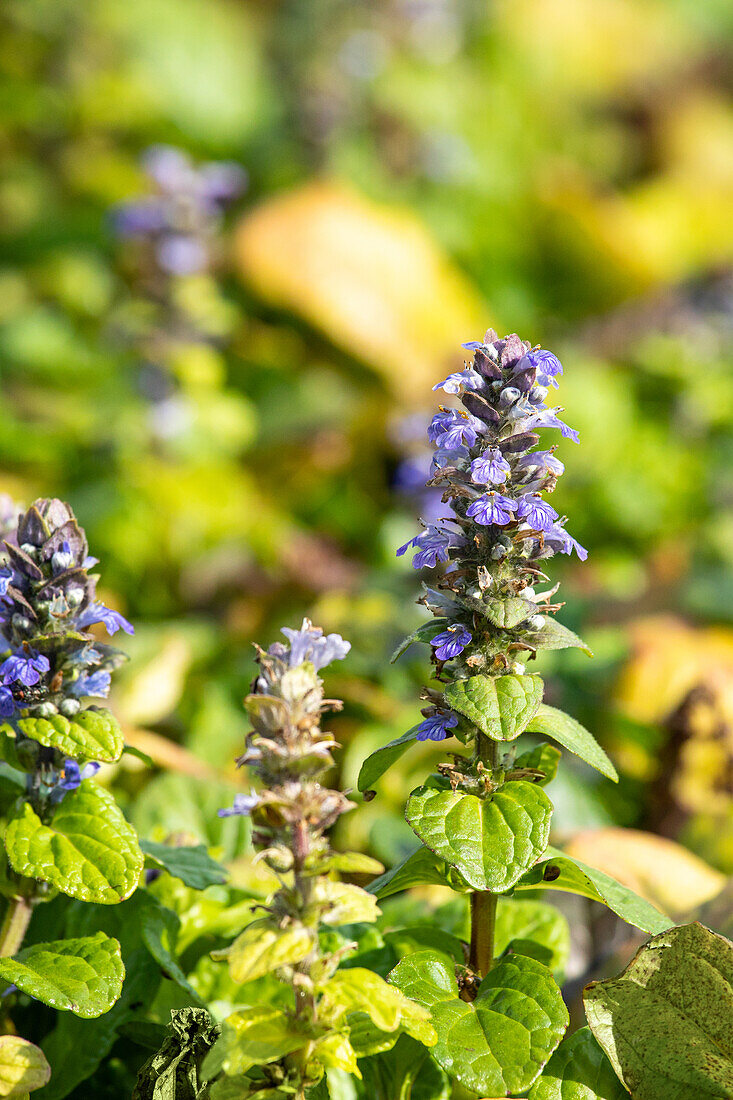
[443,674,544,741]
[525,706,618,781]
[584,922,733,1100]
[140,840,228,890]
[368,845,468,900]
[529,1026,627,1099]
[201,1007,306,1080]
[390,950,568,1095]
[524,617,593,656]
[138,894,202,1003]
[5,708,124,763]
[0,932,123,1019]
[495,899,571,977]
[391,619,449,663]
[0,1035,50,1097]
[313,851,384,875]
[319,968,435,1046]
[357,726,422,795]
[512,742,562,786]
[384,925,466,964]
[211,922,313,984]
[121,745,155,768]
[484,596,536,629]
[406,781,553,892]
[5,779,144,904]
[360,1034,450,1100]
[515,846,673,934]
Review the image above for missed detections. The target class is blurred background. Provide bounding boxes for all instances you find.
[1,0,732,975]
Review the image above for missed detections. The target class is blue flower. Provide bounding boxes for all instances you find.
[428,410,483,450]
[51,541,75,574]
[280,620,351,671]
[0,569,12,598]
[78,603,134,636]
[525,408,579,444]
[466,493,517,526]
[58,760,101,792]
[470,449,510,485]
[432,445,469,470]
[218,792,260,818]
[0,688,14,717]
[433,369,483,395]
[545,523,588,561]
[522,349,563,388]
[415,712,459,742]
[516,495,558,531]
[0,652,50,687]
[397,525,459,569]
[71,670,112,698]
[515,451,565,478]
[431,627,472,661]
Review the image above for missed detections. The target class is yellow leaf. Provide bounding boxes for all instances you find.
[0,1036,50,1097]
[212,923,313,984]
[234,181,489,402]
[564,828,725,920]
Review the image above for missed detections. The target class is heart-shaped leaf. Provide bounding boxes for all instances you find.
[357,725,423,795]
[443,674,544,741]
[390,950,568,1095]
[5,780,144,904]
[0,1035,50,1097]
[0,932,123,1019]
[140,840,228,890]
[484,596,535,629]
[529,1026,627,1099]
[584,922,733,1100]
[516,846,673,935]
[5,707,124,763]
[406,781,553,892]
[525,706,617,781]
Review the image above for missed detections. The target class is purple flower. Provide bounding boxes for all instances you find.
[428,410,483,450]
[466,493,517,526]
[0,652,50,687]
[525,408,579,444]
[280,620,351,670]
[521,349,563,388]
[516,495,558,531]
[78,603,134,636]
[156,235,208,276]
[0,569,12,598]
[112,200,167,238]
[0,688,14,718]
[432,445,469,470]
[218,792,259,818]
[71,670,112,698]
[545,523,588,561]
[398,525,459,570]
[58,760,101,792]
[415,712,459,742]
[431,627,472,661]
[51,541,74,574]
[433,369,483,395]
[470,449,510,486]
[515,451,565,478]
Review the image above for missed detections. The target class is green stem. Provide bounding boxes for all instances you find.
[469,732,498,978]
[0,897,33,958]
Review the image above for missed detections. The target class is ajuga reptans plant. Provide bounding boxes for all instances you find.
[199,621,436,1100]
[0,498,143,1095]
[357,332,699,1098]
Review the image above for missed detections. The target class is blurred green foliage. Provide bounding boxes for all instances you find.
[0,0,731,885]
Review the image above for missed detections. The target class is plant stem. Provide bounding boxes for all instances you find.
[469,732,498,978]
[0,897,33,958]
